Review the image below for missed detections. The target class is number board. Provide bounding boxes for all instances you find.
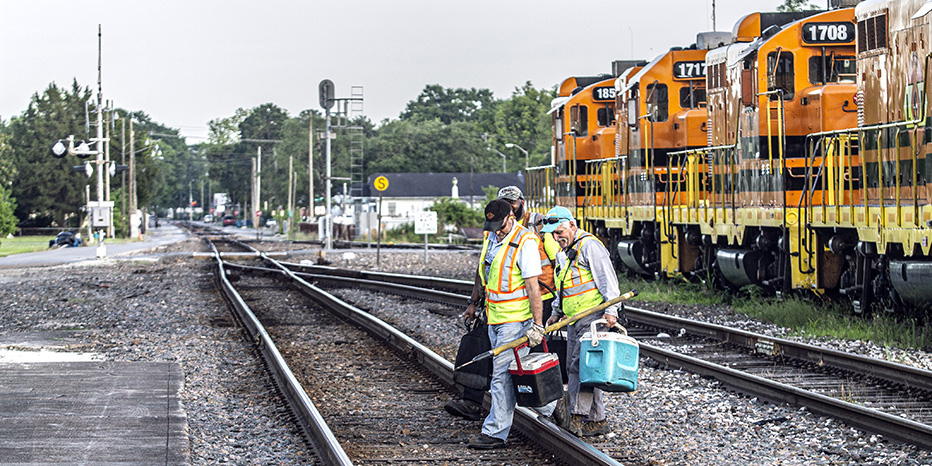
[673,61,707,80]
[591,86,615,102]
[801,22,855,44]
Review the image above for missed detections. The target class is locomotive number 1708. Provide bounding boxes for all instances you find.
[801,22,855,44]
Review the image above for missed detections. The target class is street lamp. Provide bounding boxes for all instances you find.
[488,147,506,173]
[505,143,529,170]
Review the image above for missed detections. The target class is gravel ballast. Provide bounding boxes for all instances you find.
[1,240,931,465]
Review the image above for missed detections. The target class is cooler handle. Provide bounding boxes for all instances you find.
[510,338,550,376]
[588,318,628,347]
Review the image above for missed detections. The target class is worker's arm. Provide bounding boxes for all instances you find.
[463,268,483,323]
[525,275,543,327]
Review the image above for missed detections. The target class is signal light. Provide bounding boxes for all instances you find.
[50,139,69,158]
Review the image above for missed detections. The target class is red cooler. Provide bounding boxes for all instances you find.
[509,343,563,407]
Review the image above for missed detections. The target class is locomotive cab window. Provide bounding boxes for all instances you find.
[570,105,588,137]
[679,86,707,108]
[645,83,668,122]
[597,105,615,127]
[808,54,856,84]
[553,115,563,141]
[767,51,795,100]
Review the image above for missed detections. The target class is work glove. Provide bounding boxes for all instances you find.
[525,323,546,347]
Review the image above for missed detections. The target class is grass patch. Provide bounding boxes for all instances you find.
[0,236,57,257]
[624,271,932,350]
[616,274,729,307]
[733,295,932,349]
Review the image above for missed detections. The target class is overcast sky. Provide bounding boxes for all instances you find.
[1,0,785,142]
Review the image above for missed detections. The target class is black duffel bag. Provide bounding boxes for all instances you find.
[453,315,492,390]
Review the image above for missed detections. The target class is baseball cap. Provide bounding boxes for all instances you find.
[540,206,574,233]
[497,186,524,201]
[483,199,513,232]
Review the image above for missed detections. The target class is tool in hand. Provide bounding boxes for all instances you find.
[454,289,638,372]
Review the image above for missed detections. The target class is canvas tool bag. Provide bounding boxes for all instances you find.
[453,314,492,390]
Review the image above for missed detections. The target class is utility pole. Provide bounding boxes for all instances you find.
[93,25,107,257]
[129,118,137,239]
[121,116,126,238]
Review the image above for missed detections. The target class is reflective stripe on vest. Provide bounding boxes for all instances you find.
[556,235,604,317]
[522,211,555,300]
[479,225,537,324]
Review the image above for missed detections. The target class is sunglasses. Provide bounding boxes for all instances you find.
[539,216,570,225]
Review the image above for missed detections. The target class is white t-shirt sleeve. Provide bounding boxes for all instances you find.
[517,236,542,279]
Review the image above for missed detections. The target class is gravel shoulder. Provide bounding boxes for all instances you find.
[2,239,931,465]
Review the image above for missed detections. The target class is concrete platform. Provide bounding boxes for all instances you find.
[0,361,188,465]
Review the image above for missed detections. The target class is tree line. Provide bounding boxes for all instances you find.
[0,80,555,236]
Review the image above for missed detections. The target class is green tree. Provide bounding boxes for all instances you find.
[365,119,499,175]
[777,0,821,11]
[0,122,17,237]
[9,80,93,227]
[400,84,498,124]
[484,82,557,169]
[429,197,482,230]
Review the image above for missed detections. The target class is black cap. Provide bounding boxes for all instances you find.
[483,199,512,232]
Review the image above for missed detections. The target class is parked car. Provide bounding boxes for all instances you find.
[265,218,278,229]
[203,214,213,222]
[49,231,82,248]
[222,215,236,226]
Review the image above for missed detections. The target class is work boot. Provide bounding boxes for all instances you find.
[551,392,569,429]
[582,419,611,437]
[467,434,506,450]
[567,414,586,437]
[445,398,482,421]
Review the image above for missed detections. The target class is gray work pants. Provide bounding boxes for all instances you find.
[566,311,606,421]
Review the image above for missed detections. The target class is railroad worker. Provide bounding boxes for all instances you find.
[496,186,560,323]
[445,186,562,421]
[462,199,562,450]
[542,206,621,437]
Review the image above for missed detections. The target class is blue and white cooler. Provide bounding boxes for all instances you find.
[579,319,639,392]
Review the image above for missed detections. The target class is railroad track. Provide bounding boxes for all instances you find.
[205,236,638,465]
[279,260,932,450]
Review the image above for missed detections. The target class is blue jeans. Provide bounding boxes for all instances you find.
[482,319,557,441]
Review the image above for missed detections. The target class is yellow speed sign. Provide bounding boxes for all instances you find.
[374,176,389,192]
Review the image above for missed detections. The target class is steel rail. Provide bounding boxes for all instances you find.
[275,265,932,450]
[208,243,354,466]
[261,253,623,466]
[639,343,932,449]
[627,307,932,392]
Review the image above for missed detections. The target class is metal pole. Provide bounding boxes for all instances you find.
[121,117,125,238]
[325,107,332,250]
[95,25,105,257]
[377,190,382,266]
[129,118,136,239]
[309,116,314,224]
[256,146,262,231]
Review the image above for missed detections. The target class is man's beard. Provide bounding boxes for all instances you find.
[513,204,525,220]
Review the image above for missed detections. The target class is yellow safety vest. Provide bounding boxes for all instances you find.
[556,234,604,317]
[479,224,538,325]
[522,211,556,300]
